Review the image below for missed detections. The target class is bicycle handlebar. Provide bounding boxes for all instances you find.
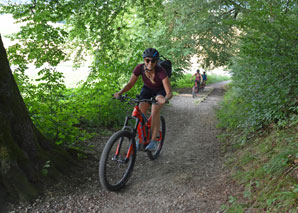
[113,94,157,105]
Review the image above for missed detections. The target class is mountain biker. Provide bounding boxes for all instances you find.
[114,48,172,151]
[190,69,202,92]
[202,71,207,88]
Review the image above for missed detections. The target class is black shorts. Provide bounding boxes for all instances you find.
[195,80,200,87]
[139,86,166,99]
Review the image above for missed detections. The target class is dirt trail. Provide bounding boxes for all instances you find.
[7,81,231,213]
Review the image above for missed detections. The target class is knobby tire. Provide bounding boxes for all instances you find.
[99,130,136,191]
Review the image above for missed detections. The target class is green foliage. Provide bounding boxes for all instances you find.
[215,2,298,212]
[1,0,180,147]
[202,73,230,85]
[217,84,246,130]
[12,66,95,145]
[174,73,230,88]
[217,0,298,132]
[161,0,239,69]
[222,125,298,212]
[173,73,193,88]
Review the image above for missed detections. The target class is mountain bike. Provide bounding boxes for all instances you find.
[192,80,200,98]
[99,95,166,191]
[201,80,206,91]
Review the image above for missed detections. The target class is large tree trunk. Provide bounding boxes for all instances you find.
[0,36,77,208]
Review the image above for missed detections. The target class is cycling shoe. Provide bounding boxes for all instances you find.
[145,140,158,151]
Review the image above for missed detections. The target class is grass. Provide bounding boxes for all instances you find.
[220,120,298,212]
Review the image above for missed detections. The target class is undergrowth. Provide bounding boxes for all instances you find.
[219,118,298,212]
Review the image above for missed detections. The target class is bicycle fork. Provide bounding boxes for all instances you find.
[113,116,138,163]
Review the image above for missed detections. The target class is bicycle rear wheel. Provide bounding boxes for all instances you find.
[201,82,205,90]
[99,130,136,191]
[147,116,166,160]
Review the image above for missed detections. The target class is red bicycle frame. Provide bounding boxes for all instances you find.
[116,98,163,159]
[132,105,152,146]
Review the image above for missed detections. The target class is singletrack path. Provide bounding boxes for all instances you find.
[8,81,231,213]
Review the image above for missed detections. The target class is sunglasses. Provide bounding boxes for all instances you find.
[145,58,157,64]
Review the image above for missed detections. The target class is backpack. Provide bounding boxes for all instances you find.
[158,55,172,78]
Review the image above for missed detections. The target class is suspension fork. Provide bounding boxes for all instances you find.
[124,117,140,159]
[114,116,139,160]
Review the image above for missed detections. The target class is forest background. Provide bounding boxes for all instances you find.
[0,0,297,212]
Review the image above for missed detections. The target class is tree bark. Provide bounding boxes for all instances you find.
[0,36,77,208]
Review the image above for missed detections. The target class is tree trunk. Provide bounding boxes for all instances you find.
[0,36,77,208]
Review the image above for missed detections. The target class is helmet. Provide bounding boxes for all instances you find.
[196,69,200,73]
[142,48,159,59]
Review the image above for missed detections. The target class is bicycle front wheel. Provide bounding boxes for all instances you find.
[99,130,136,191]
[192,86,196,98]
[147,116,166,160]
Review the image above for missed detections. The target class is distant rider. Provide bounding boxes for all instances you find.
[190,69,202,92]
[202,71,207,89]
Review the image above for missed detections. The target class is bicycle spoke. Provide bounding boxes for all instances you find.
[106,137,130,184]
[99,130,136,191]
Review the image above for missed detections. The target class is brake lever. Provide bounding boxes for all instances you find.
[112,94,125,101]
[151,97,158,104]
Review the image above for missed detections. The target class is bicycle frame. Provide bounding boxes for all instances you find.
[133,106,163,147]
[114,103,149,161]
[115,98,163,160]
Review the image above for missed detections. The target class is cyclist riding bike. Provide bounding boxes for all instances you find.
[190,69,202,93]
[114,48,172,151]
[202,71,207,89]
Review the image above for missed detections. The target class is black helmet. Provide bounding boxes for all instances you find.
[142,48,159,59]
[196,69,200,73]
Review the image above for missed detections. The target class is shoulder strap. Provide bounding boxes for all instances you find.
[160,55,168,60]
